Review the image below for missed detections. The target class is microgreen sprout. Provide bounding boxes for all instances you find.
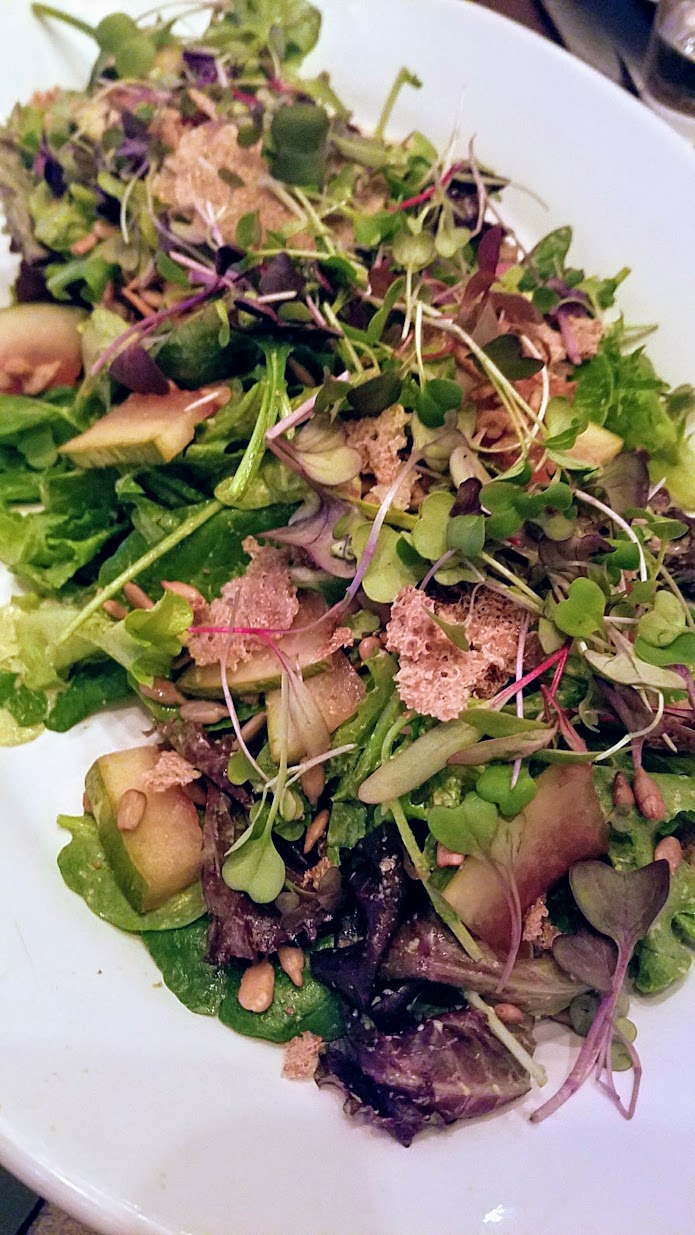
[532,859,670,1123]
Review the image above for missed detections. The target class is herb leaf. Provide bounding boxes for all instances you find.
[570,859,671,951]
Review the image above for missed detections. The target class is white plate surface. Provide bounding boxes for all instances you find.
[1,3,695,1234]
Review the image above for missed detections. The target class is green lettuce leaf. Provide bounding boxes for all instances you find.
[29,181,95,253]
[91,590,192,685]
[592,767,695,991]
[46,661,131,732]
[143,919,226,1015]
[144,917,345,1042]
[98,501,297,600]
[593,766,695,871]
[0,668,46,726]
[574,323,678,459]
[327,800,368,861]
[0,468,123,592]
[634,862,695,993]
[57,814,206,932]
[219,953,345,1043]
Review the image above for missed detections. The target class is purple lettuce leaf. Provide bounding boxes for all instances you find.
[258,252,306,297]
[310,824,407,1010]
[109,343,170,395]
[317,1007,534,1145]
[202,785,333,963]
[183,48,220,85]
[262,493,355,577]
[34,137,66,197]
[160,720,241,795]
[381,916,586,1016]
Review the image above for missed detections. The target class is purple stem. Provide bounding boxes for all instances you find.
[555,306,582,365]
[673,664,695,717]
[493,861,523,993]
[90,286,222,378]
[530,949,630,1124]
[420,548,455,590]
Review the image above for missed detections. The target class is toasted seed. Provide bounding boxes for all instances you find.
[70,231,98,257]
[239,710,267,743]
[278,945,305,988]
[238,959,275,1013]
[303,808,330,854]
[103,599,129,621]
[93,219,117,240]
[495,1003,525,1025]
[612,771,635,813]
[179,700,229,724]
[654,835,682,875]
[162,579,206,611]
[82,792,92,814]
[301,764,325,805]
[358,635,381,661]
[140,677,187,706]
[117,788,147,832]
[123,581,154,610]
[436,843,464,868]
[633,768,666,822]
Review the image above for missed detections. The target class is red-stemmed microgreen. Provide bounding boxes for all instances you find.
[531,858,670,1124]
[490,643,570,711]
[541,686,588,753]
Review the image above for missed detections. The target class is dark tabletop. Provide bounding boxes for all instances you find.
[476,0,557,39]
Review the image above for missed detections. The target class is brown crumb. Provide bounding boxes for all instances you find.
[522,895,560,951]
[153,121,293,242]
[139,750,201,793]
[283,1031,323,1079]
[385,585,524,722]
[303,855,333,890]
[344,404,415,510]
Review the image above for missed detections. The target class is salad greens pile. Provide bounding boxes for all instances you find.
[1,0,695,1143]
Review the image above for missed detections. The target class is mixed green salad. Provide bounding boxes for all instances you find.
[2,0,695,1144]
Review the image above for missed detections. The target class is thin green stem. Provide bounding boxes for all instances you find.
[323,302,362,373]
[349,497,418,531]
[390,799,483,961]
[216,348,287,504]
[479,552,544,611]
[293,188,336,254]
[464,989,548,1086]
[375,67,420,141]
[380,711,414,765]
[60,498,221,642]
[32,3,95,37]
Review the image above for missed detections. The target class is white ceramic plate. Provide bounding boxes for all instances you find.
[1,3,695,1234]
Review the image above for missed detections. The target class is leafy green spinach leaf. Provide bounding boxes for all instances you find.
[57,814,206,932]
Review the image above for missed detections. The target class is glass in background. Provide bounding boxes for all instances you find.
[644,0,695,137]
